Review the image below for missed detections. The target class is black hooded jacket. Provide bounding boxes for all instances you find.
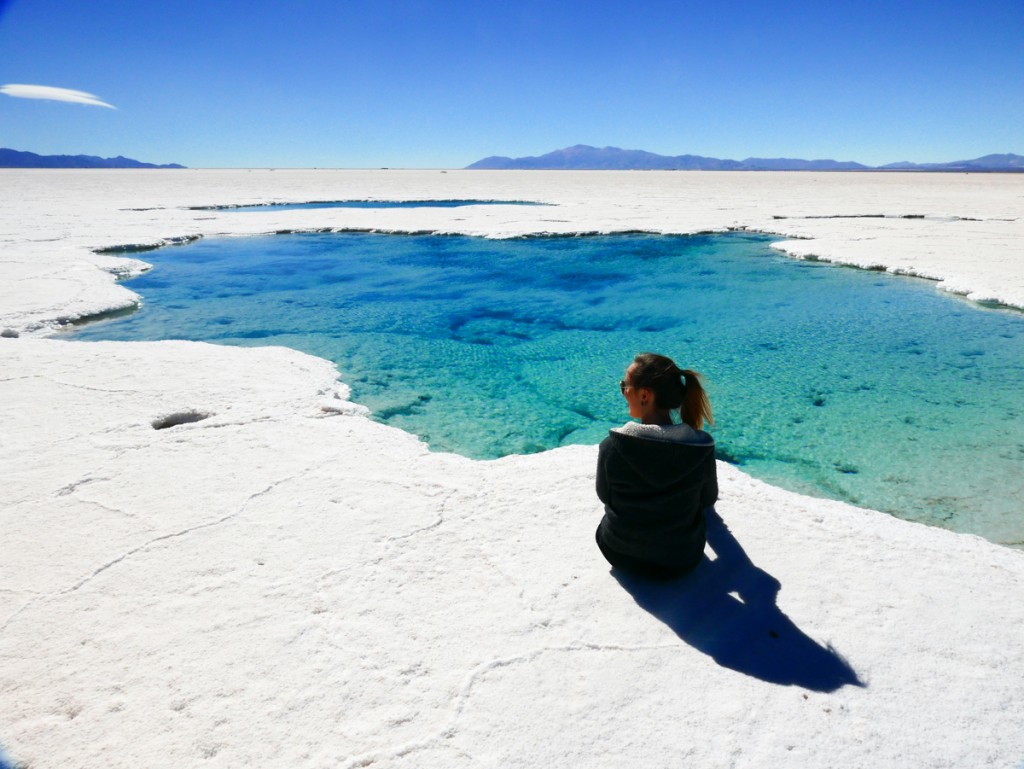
[596,426,718,573]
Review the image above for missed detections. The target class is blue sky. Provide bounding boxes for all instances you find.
[1,0,1021,168]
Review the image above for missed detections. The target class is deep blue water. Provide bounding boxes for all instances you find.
[68,232,1024,545]
[194,199,549,212]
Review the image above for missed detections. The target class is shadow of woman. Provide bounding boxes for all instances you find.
[613,508,864,693]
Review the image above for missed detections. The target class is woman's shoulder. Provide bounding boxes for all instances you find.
[610,421,713,446]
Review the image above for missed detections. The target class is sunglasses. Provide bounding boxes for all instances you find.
[619,379,632,394]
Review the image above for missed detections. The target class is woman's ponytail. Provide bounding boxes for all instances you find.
[679,369,713,430]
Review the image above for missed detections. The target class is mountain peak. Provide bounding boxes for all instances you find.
[0,148,186,169]
[466,146,1023,172]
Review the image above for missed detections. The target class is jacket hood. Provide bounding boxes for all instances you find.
[605,429,715,491]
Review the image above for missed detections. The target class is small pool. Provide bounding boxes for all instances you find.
[68,231,1024,546]
[191,199,551,212]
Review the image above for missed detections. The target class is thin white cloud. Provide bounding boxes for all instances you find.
[0,84,116,109]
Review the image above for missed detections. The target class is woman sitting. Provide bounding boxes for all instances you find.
[595,352,718,579]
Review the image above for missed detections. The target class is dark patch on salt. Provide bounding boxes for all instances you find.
[152,411,211,430]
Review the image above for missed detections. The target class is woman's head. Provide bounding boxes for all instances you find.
[622,352,713,430]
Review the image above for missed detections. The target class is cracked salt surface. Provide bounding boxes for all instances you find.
[1,170,1023,768]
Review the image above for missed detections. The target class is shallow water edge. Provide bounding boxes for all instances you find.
[64,228,1024,547]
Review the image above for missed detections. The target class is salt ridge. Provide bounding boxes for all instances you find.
[1,170,1022,768]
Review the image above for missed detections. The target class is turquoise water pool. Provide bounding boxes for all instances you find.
[192,199,550,212]
[68,231,1024,545]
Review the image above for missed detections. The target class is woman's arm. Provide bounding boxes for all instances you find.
[700,450,719,509]
[595,439,612,505]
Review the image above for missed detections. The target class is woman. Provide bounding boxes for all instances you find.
[595,352,718,579]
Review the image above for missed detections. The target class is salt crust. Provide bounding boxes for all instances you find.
[1,170,1022,767]
[2,169,1022,335]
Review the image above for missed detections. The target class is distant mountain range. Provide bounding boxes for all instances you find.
[466,145,1024,172]
[0,148,185,169]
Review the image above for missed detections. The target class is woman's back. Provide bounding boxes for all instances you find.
[595,353,717,579]
[596,422,717,575]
